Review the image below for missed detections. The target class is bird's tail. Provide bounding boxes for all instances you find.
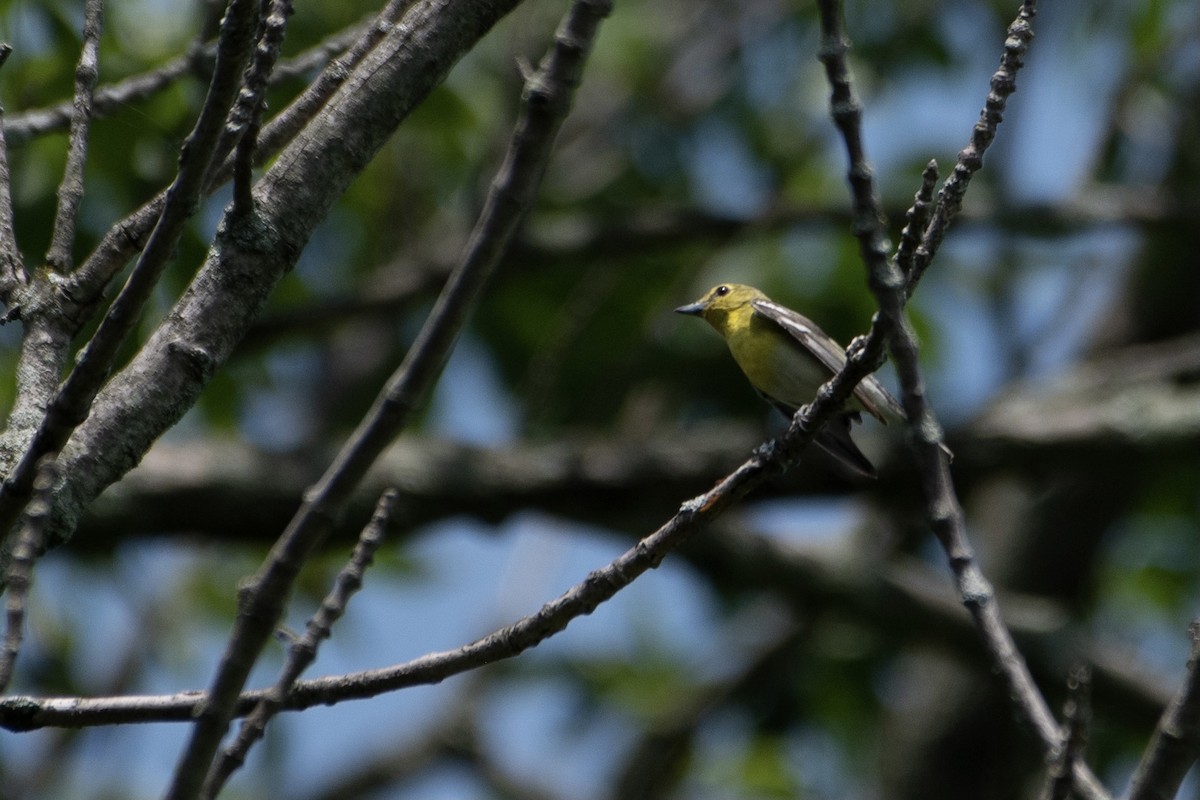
[813,414,878,479]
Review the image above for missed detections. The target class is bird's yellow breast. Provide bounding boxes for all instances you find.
[717,309,833,410]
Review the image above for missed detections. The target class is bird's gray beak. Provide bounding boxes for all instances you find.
[674,302,705,316]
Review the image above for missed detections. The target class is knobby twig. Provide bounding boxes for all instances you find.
[44,0,105,273]
[0,458,59,693]
[238,0,416,171]
[905,2,1037,295]
[894,160,938,278]
[202,489,396,798]
[0,0,262,542]
[814,3,1111,800]
[160,3,612,798]
[1126,621,1200,800]
[1039,665,1092,800]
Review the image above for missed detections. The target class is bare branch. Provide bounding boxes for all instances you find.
[0,0,262,543]
[160,2,610,796]
[0,451,805,729]
[814,2,1110,799]
[1126,622,1200,800]
[44,0,105,273]
[63,0,410,325]
[202,488,395,798]
[0,519,1177,735]
[6,59,192,146]
[3,9,370,146]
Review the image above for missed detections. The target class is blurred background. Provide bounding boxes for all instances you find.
[1,0,1199,797]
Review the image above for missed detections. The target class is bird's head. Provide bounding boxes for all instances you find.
[675,283,766,327]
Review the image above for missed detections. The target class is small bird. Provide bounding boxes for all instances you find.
[676,282,905,478]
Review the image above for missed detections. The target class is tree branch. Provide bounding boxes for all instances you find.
[14,0,532,571]
[0,528,1174,734]
[905,1,1038,295]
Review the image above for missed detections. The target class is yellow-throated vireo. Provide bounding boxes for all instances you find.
[676,283,909,478]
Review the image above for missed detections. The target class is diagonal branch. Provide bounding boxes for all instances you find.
[160,2,611,797]
[202,489,396,798]
[1125,621,1200,800]
[0,524,1177,733]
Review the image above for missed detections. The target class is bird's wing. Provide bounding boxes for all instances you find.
[751,298,903,424]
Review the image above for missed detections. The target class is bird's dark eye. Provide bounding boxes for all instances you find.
[715,285,730,296]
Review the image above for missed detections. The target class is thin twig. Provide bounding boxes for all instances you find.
[228,0,295,217]
[202,488,396,798]
[211,0,417,193]
[44,0,105,273]
[814,3,1110,800]
[0,458,59,693]
[3,10,369,146]
[1126,621,1200,800]
[815,0,892,290]
[160,3,611,798]
[0,42,25,297]
[0,0,262,542]
[6,58,192,146]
